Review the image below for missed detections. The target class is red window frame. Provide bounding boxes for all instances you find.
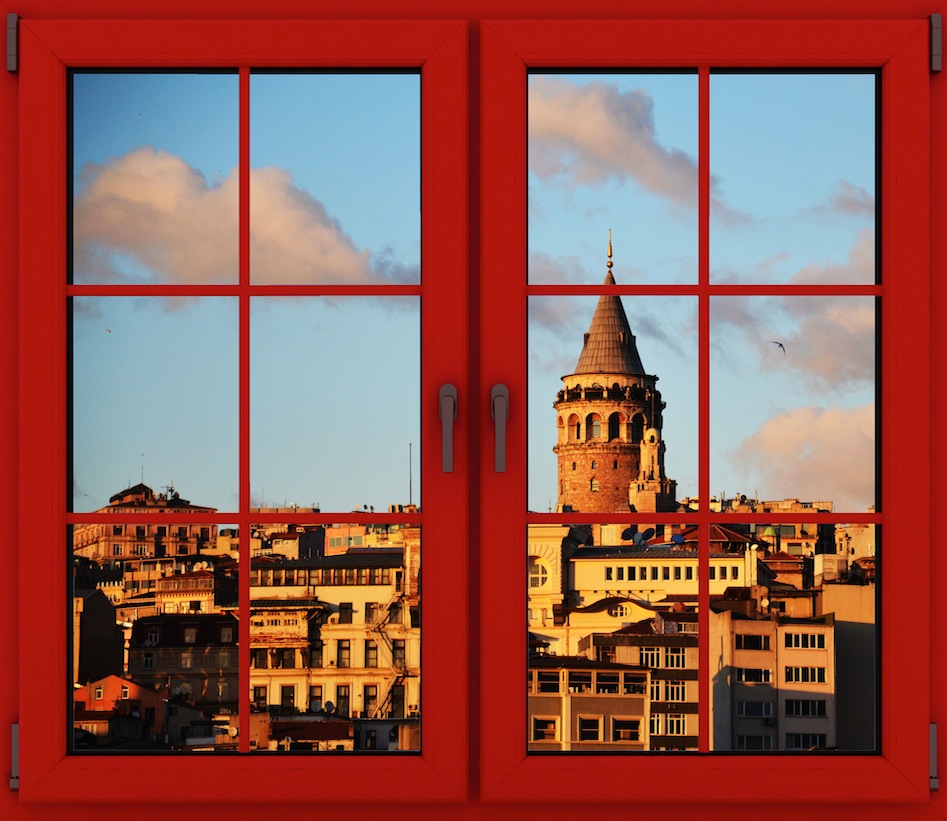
[480,18,930,804]
[2,1,944,817]
[17,17,469,803]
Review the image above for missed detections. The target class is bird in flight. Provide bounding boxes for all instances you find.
[768,340,786,355]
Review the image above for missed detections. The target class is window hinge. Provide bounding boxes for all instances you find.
[932,14,943,74]
[5,14,16,74]
[932,724,940,791]
[8,723,18,792]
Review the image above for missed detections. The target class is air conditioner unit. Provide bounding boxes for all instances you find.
[763,716,774,726]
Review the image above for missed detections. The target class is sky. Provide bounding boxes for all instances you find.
[70,69,877,515]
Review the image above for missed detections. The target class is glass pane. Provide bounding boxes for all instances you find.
[528,522,700,751]
[250,297,420,512]
[249,521,421,752]
[250,73,420,284]
[71,522,239,752]
[529,293,698,513]
[710,73,876,284]
[71,297,239,512]
[710,296,876,513]
[528,72,698,284]
[711,522,877,752]
[71,72,239,285]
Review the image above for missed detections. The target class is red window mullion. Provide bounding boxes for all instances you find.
[697,65,712,754]
[237,64,251,754]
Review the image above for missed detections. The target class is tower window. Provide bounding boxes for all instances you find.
[591,460,597,469]
[572,462,576,471]
[589,418,601,438]
[590,478,600,493]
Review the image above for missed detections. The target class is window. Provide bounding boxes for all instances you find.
[736,668,772,684]
[737,735,775,751]
[737,701,774,719]
[251,649,268,669]
[363,685,378,717]
[180,652,192,669]
[665,715,686,736]
[665,647,685,669]
[120,686,129,700]
[93,687,103,701]
[785,633,826,649]
[664,681,686,702]
[577,717,601,742]
[612,719,640,742]
[337,641,350,669]
[253,686,267,709]
[336,685,351,718]
[786,699,828,718]
[785,667,827,684]
[786,733,828,751]
[308,685,322,711]
[339,602,353,624]
[365,640,378,668]
[736,635,771,651]
[392,640,406,668]
[280,685,295,713]
[529,559,549,588]
[532,718,558,742]
[9,2,936,813]
[183,627,197,645]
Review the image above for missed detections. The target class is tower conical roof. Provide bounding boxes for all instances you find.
[571,271,646,376]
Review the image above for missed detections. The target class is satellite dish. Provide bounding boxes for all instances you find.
[621,527,636,541]
[229,727,238,737]
[761,598,770,609]
[324,700,335,714]
[641,528,655,542]
[284,736,293,745]
[671,534,685,545]
[311,699,323,713]
[632,532,645,546]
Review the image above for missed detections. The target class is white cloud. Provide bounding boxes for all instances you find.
[732,404,875,512]
[528,77,746,223]
[73,148,413,285]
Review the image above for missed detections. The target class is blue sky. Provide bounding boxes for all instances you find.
[70,70,876,514]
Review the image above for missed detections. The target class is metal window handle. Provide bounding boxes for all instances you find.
[491,384,509,473]
[439,384,458,472]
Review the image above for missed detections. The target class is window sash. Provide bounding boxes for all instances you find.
[17,16,469,804]
[479,16,930,803]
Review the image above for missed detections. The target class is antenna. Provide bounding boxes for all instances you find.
[408,442,413,506]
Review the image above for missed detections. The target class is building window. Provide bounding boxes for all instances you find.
[736,701,774,718]
[640,647,661,667]
[251,649,268,669]
[605,566,613,581]
[589,478,599,493]
[183,627,197,644]
[311,640,324,668]
[532,717,558,742]
[218,650,230,667]
[673,566,681,581]
[736,634,771,651]
[737,735,775,751]
[309,685,323,711]
[337,641,350,669]
[590,460,597,469]
[529,559,549,588]
[665,715,686,735]
[786,699,828,718]
[611,718,640,742]
[112,544,122,556]
[143,653,155,670]
[181,652,192,669]
[339,602,353,623]
[364,684,378,717]
[365,730,377,750]
[93,686,103,700]
[662,566,670,581]
[120,686,129,700]
[391,684,405,719]
[785,733,828,750]
[336,685,351,717]
[785,633,826,649]
[577,716,602,742]
[665,647,685,668]
[253,686,267,708]
[392,640,406,668]
[616,567,624,581]
[220,626,233,644]
[665,681,686,702]
[735,668,771,684]
[361,640,377,668]
[785,667,826,684]
[280,685,295,713]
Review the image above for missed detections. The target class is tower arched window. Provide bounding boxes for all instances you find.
[590,478,600,493]
[608,412,622,441]
[591,460,597,469]
[587,415,601,439]
[631,414,645,443]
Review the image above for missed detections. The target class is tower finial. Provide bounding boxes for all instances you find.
[607,228,613,270]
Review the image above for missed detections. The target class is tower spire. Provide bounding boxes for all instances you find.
[607,228,613,271]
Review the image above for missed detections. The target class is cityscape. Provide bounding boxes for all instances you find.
[526,254,876,752]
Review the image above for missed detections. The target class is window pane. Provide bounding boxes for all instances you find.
[249,73,420,285]
[709,73,876,285]
[71,524,239,752]
[710,296,876,513]
[71,71,239,285]
[71,297,239,512]
[528,72,698,284]
[711,522,877,752]
[529,294,697,513]
[250,296,420,512]
[249,521,420,752]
